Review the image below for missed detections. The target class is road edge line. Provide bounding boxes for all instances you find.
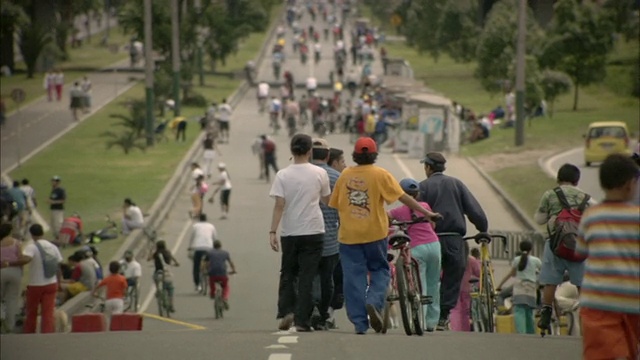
[141,312,206,330]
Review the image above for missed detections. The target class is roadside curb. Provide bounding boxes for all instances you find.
[466,157,539,232]
[537,147,581,179]
[60,9,281,319]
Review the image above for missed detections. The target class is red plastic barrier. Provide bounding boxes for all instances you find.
[71,313,106,333]
[110,313,143,331]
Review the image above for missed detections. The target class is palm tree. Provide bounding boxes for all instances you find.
[18,24,51,78]
[101,130,146,155]
[109,99,146,137]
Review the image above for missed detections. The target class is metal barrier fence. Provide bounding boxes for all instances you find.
[488,230,547,261]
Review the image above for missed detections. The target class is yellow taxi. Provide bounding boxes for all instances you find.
[584,121,633,166]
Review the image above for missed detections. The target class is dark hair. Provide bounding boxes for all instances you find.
[199,213,207,222]
[470,247,480,259]
[124,198,133,206]
[69,253,83,262]
[214,240,222,249]
[352,152,378,165]
[600,154,639,190]
[109,261,120,274]
[21,179,29,185]
[557,164,580,184]
[12,181,19,187]
[517,240,533,271]
[154,240,172,264]
[312,148,329,161]
[0,223,13,238]
[290,134,312,156]
[328,148,344,166]
[29,224,44,237]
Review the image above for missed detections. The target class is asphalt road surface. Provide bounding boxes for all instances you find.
[0,8,582,360]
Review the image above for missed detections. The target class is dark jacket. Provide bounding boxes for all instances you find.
[418,172,488,236]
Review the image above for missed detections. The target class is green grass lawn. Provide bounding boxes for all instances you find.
[1,27,130,113]
[8,9,280,264]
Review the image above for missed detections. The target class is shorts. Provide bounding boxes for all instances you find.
[67,282,88,297]
[218,121,229,131]
[126,278,138,287]
[538,240,585,286]
[220,189,231,206]
[581,307,640,360]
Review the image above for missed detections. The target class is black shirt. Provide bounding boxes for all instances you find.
[49,187,66,210]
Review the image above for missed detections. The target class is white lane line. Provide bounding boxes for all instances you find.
[271,330,291,335]
[393,153,415,178]
[268,355,292,360]
[265,345,288,349]
[138,219,192,314]
[543,147,582,177]
[277,336,298,344]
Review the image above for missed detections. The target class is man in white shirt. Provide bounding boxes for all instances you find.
[122,198,144,235]
[257,82,270,111]
[188,213,216,292]
[208,162,233,220]
[306,76,317,96]
[9,224,63,333]
[217,98,233,143]
[120,250,142,289]
[269,134,331,332]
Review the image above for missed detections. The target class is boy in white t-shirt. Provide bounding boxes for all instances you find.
[208,163,233,220]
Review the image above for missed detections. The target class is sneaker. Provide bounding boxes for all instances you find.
[366,304,383,333]
[326,318,336,329]
[425,328,434,332]
[278,313,294,331]
[196,285,202,292]
[223,300,229,310]
[538,306,552,332]
[294,325,314,332]
[436,318,449,331]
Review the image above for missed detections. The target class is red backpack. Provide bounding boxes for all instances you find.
[549,188,590,262]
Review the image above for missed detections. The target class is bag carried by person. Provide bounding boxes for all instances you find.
[34,240,61,278]
[549,188,590,263]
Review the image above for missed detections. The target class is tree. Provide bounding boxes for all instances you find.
[402,0,447,61]
[603,0,639,41]
[0,2,29,72]
[109,99,147,138]
[539,0,614,110]
[436,1,481,63]
[540,70,572,117]
[18,24,51,78]
[101,130,147,155]
[475,0,543,94]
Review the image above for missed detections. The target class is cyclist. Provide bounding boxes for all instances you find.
[417,152,488,331]
[306,76,317,97]
[283,97,300,137]
[147,240,180,313]
[92,261,127,319]
[204,240,237,309]
[387,178,442,332]
[119,250,141,289]
[257,81,270,113]
[188,213,215,292]
[269,96,282,134]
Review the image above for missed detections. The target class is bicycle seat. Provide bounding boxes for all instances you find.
[469,278,479,284]
[388,233,410,250]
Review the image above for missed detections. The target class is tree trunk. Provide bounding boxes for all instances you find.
[0,23,15,73]
[572,84,579,111]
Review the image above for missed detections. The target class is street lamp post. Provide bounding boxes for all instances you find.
[515,0,526,147]
[144,0,155,146]
[171,0,181,116]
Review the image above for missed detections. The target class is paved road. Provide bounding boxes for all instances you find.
[1,8,582,360]
[0,60,139,174]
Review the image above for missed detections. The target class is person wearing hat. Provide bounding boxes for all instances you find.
[329,137,441,334]
[48,176,66,241]
[208,163,232,220]
[418,152,488,331]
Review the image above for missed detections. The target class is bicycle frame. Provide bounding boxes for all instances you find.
[477,243,497,298]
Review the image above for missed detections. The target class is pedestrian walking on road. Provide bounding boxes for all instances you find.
[188,213,215,292]
[0,223,24,333]
[69,82,84,122]
[48,176,66,242]
[54,70,64,101]
[202,133,220,179]
[262,135,279,182]
[217,99,232,144]
[43,71,55,102]
[269,134,331,332]
[329,138,441,334]
[418,152,488,331]
[81,76,92,113]
[252,135,266,179]
[208,163,232,220]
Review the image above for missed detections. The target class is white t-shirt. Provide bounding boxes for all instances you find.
[306,77,317,90]
[121,259,142,279]
[218,104,232,122]
[192,167,205,180]
[23,239,63,286]
[219,170,232,190]
[258,83,270,97]
[126,205,144,224]
[20,185,36,208]
[269,163,330,236]
[190,222,217,250]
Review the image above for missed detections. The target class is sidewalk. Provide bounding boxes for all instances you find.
[0,58,141,175]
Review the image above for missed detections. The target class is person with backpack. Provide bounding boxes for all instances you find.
[10,224,63,333]
[534,163,595,333]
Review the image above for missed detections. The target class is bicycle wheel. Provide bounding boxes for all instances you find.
[200,271,209,296]
[470,295,484,332]
[123,288,132,312]
[482,268,495,332]
[395,256,414,336]
[131,286,139,312]
[156,290,164,317]
[214,284,224,319]
[409,260,424,336]
[163,288,172,318]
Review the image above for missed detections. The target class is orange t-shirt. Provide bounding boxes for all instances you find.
[97,274,128,300]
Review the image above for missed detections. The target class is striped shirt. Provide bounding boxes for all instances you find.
[315,162,340,256]
[576,201,640,314]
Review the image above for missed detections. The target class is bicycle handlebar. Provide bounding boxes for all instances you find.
[463,233,508,246]
[389,217,428,228]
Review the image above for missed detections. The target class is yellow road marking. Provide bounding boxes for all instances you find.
[141,313,206,330]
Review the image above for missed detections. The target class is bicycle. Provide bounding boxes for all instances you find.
[154,270,173,318]
[540,298,578,337]
[212,271,235,319]
[380,253,399,334]
[386,218,434,336]
[199,264,209,297]
[143,226,158,254]
[456,232,507,333]
[123,280,139,312]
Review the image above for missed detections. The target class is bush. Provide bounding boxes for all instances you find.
[540,70,572,117]
[182,92,207,107]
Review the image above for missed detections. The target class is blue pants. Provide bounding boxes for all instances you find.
[514,305,535,334]
[340,239,390,333]
[411,242,442,330]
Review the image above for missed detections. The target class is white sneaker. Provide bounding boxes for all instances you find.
[196,285,202,292]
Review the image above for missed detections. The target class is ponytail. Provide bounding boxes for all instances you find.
[517,240,533,272]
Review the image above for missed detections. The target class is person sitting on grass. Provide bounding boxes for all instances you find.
[59,252,96,302]
[92,261,128,319]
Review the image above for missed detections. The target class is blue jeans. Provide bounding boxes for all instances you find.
[340,239,390,333]
[514,304,535,334]
[411,242,442,330]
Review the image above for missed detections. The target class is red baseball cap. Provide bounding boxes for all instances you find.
[354,137,377,154]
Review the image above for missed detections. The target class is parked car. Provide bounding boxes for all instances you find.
[584,121,632,166]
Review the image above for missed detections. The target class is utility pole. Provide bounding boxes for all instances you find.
[171,0,181,116]
[515,0,526,147]
[144,0,155,146]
